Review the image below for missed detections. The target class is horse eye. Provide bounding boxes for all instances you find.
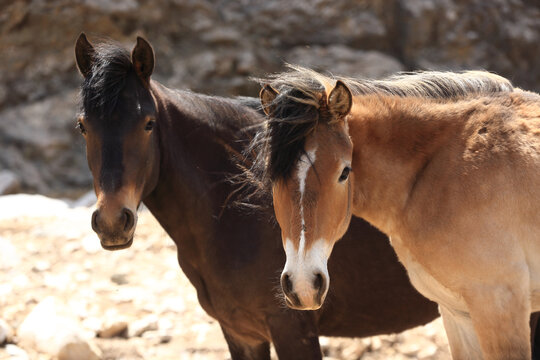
[339,166,351,182]
[145,120,155,131]
[76,121,86,135]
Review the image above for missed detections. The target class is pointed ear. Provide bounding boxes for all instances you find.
[131,36,155,86]
[260,84,279,116]
[328,80,352,117]
[75,33,95,78]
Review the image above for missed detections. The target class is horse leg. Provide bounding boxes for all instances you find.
[220,326,271,360]
[465,284,531,360]
[531,312,540,360]
[266,312,322,360]
[439,305,483,359]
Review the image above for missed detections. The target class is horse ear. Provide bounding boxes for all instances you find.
[75,33,95,78]
[132,36,155,86]
[328,80,352,118]
[260,84,279,116]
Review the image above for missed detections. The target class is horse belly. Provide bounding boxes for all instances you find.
[391,236,467,313]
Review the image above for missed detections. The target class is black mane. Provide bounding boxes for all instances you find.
[80,42,133,117]
[260,87,320,182]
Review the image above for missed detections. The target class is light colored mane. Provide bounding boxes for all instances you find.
[262,64,514,110]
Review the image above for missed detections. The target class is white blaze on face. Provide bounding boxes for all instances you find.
[281,146,333,308]
[297,147,317,255]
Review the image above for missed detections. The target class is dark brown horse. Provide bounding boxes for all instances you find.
[74,34,438,359]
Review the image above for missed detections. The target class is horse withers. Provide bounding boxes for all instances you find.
[75,35,438,359]
[254,65,540,359]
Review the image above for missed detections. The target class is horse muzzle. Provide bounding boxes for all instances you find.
[91,207,137,251]
[280,271,328,311]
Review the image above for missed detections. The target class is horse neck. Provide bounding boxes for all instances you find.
[143,82,259,249]
[348,94,470,234]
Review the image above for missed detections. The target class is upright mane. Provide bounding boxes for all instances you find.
[245,65,514,197]
[80,42,133,117]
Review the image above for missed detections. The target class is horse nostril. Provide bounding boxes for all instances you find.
[91,210,100,232]
[313,272,325,293]
[123,208,135,232]
[281,273,293,296]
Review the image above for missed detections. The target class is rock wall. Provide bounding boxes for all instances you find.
[0,0,539,195]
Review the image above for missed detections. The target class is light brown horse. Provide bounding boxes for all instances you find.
[252,66,540,359]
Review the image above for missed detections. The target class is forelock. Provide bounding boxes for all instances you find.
[80,42,133,118]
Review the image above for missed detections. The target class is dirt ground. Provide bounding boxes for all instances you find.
[0,194,451,359]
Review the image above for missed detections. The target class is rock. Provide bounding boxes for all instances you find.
[81,317,103,334]
[110,273,129,285]
[319,336,330,349]
[141,330,172,344]
[70,190,97,208]
[286,45,405,79]
[0,236,20,270]
[58,342,102,360]
[5,344,29,360]
[17,297,102,360]
[341,340,368,359]
[98,319,128,338]
[82,234,102,254]
[0,91,91,194]
[0,0,538,196]
[158,295,186,314]
[31,260,51,272]
[396,341,420,356]
[0,171,21,195]
[417,344,438,358]
[0,318,13,344]
[370,337,382,351]
[128,314,159,338]
[0,194,70,220]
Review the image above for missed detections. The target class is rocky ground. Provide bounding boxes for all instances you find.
[0,194,451,360]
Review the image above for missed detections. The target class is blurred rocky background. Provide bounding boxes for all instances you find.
[0,0,538,197]
[0,1,539,359]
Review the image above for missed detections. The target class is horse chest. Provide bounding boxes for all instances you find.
[523,236,540,312]
[390,236,467,313]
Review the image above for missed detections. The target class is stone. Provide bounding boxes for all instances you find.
[17,297,102,360]
[0,236,20,270]
[5,344,29,360]
[110,273,129,285]
[98,319,128,338]
[70,190,97,208]
[397,341,420,356]
[0,171,21,195]
[158,296,186,314]
[0,91,91,194]
[31,260,51,272]
[370,337,382,351]
[141,330,172,344]
[128,314,159,338]
[417,344,438,358]
[0,318,13,344]
[82,234,102,254]
[0,194,70,220]
[0,0,538,196]
[286,45,405,79]
[341,340,368,359]
[81,317,103,334]
[58,342,102,360]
